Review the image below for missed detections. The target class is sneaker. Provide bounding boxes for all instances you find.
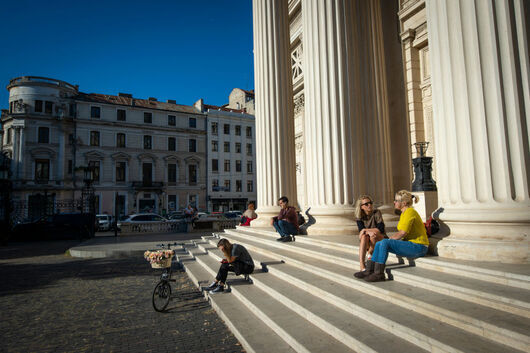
[205,281,218,290]
[210,285,225,293]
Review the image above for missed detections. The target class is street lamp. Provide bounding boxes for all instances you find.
[411,142,437,191]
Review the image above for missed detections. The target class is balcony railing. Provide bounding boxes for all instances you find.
[131,181,164,189]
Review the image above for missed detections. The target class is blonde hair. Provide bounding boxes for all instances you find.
[395,190,419,207]
[217,238,233,259]
[354,195,374,220]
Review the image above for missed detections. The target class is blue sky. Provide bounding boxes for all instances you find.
[0,0,254,109]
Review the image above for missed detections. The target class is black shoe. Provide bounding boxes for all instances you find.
[211,285,225,293]
[205,281,218,290]
[291,235,296,242]
[281,236,292,242]
[276,237,284,241]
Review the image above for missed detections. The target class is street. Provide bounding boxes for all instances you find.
[0,240,245,353]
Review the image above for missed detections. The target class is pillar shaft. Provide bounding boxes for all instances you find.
[426,0,530,263]
[302,0,394,234]
[252,0,297,226]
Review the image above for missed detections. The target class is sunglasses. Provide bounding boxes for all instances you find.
[361,201,373,207]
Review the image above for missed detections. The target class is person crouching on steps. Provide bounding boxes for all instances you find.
[206,238,255,293]
[363,190,429,282]
[353,195,386,278]
[271,196,299,242]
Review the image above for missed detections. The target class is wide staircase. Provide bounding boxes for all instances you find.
[175,226,530,353]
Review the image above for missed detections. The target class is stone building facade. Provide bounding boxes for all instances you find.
[252,0,529,264]
[194,97,257,213]
[1,76,207,218]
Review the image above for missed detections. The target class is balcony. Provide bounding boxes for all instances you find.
[131,181,164,190]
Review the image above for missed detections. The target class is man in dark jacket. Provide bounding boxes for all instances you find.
[271,196,299,242]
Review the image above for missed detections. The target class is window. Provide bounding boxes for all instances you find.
[236,142,241,153]
[235,125,241,136]
[212,159,218,172]
[117,133,126,148]
[224,180,231,192]
[45,101,53,114]
[35,100,43,113]
[224,160,230,172]
[246,143,252,156]
[211,140,218,152]
[211,122,218,135]
[188,165,197,184]
[68,160,73,174]
[116,161,126,182]
[247,161,253,174]
[142,163,152,184]
[90,131,100,146]
[236,160,242,172]
[69,104,76,117]
[144,135,152,149]
[212,179,219,191]
[189,139,196,152]
[168,115,176,126]
[144,112,152,123]
[189,117,196,128]
[224,124,230,135]
[168,137,176,151]
[117,109,126,121]
[168,195,177,211]
[247,180,253,192]
[89,161,100,182]
[224,142,230,153]
[168,163,177,183]
[38,127,49,143]
[35,159,50,181]
[68,134,74,145]
[246,126,252,138]
[91,106,100,118]
[236,180,242,192]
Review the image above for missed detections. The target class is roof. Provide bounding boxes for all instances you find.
[204,104,247,114]
[75,92,202,115]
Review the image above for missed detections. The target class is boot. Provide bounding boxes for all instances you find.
[354,259,375,279]
[364,262,386,282]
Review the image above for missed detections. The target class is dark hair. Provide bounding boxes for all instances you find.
[278,196,289,203]
[217,238,233,259]
[248,201,255,206]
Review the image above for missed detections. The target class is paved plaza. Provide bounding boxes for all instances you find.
[0,236,245,353]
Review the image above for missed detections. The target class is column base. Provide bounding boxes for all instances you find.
[434,221,529,264]
[304,207,357,236]
[251,206,280,228]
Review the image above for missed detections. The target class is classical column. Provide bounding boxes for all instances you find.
[426,0,530,263]
[252,0,297,227]
[18,127,24,180]
[302,0,394,234]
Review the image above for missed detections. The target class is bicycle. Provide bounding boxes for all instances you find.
[150,242,178,312]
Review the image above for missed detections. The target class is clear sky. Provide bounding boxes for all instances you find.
[0,0,254,109]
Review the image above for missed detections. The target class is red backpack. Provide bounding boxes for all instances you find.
[424,216,440,237]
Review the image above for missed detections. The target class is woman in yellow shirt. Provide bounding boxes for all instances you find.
[363,190,429,282]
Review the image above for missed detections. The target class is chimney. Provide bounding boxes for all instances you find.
[118,93,133,98]
[167,99,176,104]
[148,97,157,101]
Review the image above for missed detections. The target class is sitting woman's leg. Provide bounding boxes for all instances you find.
[386,240,428,259]
[215,262,233,285]
[358,233,369,271]
[368,230,384,257]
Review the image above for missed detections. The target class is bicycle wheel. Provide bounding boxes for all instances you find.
[152,281,171,312]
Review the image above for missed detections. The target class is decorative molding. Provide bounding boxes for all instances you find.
[84,150,105,160]
[294,93,305,116]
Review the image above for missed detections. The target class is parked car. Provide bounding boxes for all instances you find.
[12,213,96,240]
[168,212,186,220]
[224,211,243,219]
[117,213,176,228]
[96,214,113,231]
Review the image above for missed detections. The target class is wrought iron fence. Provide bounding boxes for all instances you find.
[10,196,94,225]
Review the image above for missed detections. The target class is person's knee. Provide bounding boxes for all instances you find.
[376,238,390,249]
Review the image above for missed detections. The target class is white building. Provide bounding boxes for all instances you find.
[1,76,207,218]
[195,95,257,212]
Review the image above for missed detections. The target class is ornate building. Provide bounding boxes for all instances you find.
[252,0,529,264]
[1,76,207,217]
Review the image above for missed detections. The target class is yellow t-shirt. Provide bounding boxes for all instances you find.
[397,208,429,245]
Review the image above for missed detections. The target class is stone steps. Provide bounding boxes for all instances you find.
[224,228,530,318]
[176,228,530,352]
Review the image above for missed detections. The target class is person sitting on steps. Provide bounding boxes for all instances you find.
[271,196,299,242]
[206,238,255,293]
[240,202,257,226]
[353,195,386,278]
[363,190,429,282]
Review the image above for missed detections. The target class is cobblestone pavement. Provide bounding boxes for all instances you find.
[0,240,245,353]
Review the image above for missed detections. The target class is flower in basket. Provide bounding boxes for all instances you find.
[144,249,175,265]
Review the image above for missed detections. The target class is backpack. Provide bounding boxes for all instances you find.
[297,211,306,226]
[424,216,440,237]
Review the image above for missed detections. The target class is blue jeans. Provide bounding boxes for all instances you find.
[371,239,428,264]
[273,220,298,237]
